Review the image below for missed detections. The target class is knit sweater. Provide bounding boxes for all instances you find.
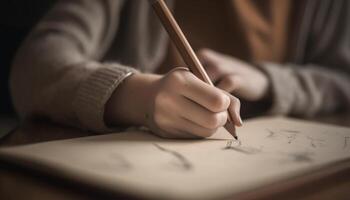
[10,0,350,132]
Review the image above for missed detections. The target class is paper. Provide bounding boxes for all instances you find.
[0,117,350,200]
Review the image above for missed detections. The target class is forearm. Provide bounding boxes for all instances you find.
[260,63,350,116]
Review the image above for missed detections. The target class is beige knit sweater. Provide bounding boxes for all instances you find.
[10,0,350,132]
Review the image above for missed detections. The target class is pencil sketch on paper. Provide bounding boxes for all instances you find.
[278,151,314,164]
[285,132,298,144]
[281,130,301,134]
[225,140,242,148]
[153,143,193,171]
[265,129,300,145]
[223,140,262,155]
[307,136,325,148]
[287,152,314,163]
[90,153,132,172]
[266,129,277,138]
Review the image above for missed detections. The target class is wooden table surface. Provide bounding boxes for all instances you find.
[1,113,350,200]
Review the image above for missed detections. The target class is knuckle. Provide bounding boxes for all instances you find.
[168,70,187,84]
[231,96,241,106]
[207,112,226,129]
[210,93,230,112]
[208,115,220,129]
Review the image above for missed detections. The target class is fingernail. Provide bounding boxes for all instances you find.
[235,104,243,126]
[235,111,243,126]
[238,116,243,126]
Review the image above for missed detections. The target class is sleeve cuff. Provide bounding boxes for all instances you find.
[259,62,296,116]
[73,62,138,132]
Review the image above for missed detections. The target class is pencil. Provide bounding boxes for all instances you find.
[150,0,238,140]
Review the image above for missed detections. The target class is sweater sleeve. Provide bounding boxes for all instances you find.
[10,0,138,132]
[258,0,350,118]
[260,63,350,117]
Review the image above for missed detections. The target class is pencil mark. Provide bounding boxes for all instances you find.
[265,129,299,144]
[343,136,350,149]
[153,143,193,170]
[307,136,325,148]
[288,152,314,163]
[223,140,261,155]
[281,129,301,134]
[266,129,277,138]
[89,153,132,172]
[224,139,241,149]
[110,153,132,170]
[285,133,298,144]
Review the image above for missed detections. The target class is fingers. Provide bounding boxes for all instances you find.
[152,67,242,139]
[151,105,201,139]
[216,74,242,93]
[226,92,243,127]
[180,72,231,113]
[217,74,263,101]
[177,117,219,138]
[158,115,221,139]
[152,110,220,139]
[175,96,228,130]
[197,49,222,66]
[155,95,239,139]
[157,127,202,139]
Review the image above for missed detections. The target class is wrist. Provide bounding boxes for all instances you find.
[105,73,161,128]
[252,62,272,101]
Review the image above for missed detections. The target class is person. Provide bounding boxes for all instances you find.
[10,0,350,139]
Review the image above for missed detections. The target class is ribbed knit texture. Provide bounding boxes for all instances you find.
[74,63,138,131]
[260,63,297,115]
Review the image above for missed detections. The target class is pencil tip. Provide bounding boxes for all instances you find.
[224,121,238,139]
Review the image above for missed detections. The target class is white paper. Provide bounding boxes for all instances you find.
[0,117,350,200]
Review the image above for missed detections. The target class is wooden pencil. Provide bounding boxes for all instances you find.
[150,0,238,139]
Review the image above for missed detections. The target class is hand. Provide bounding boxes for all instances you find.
[106,68,242,139]
[198,49,270,102]
[147,68,242,138]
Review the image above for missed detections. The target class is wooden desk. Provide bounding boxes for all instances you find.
[1,114,350,200]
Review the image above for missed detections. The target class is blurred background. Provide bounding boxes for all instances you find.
[0,0,55,137]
